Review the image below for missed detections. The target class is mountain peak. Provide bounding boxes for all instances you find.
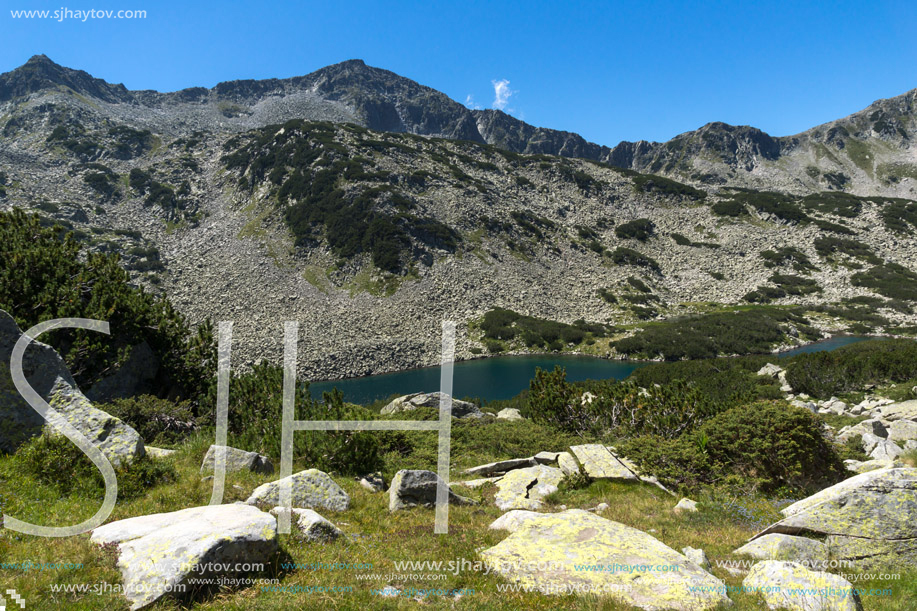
[0,54,130,103]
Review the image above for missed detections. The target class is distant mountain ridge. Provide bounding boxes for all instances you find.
[1,54,914,197]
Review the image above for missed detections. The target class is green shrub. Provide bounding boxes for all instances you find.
[0,209,216,400]
[609,247,660,272]
[615,218,655,241]
[614,308,820,360]
[711,200,747,217]
[479,308,612,349]
[99,395,197,446]
[801,192,864,218]
[760,247,816,272]
[620,402,846,495]
[201,363,381,475]
[814,236,881,264]
[851,263,917,300]
[17,433,175,500]
[769,274,821,295]
[785,339,917,398]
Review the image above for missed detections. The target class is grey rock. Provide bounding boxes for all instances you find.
[887,419,917,442]
[145,446,176,459]
[381,392,482,418]
[533,451,560,465]
[246,469,350,512]
[201,445,274,475]
[270,506,343,542]
[674,498,698,513]
[496,408,524,421]
[556,451,580,476]
[465,457,538,476]
[493,465,564,510]
[358,471,385,493]
[682,546,711,571]
[388,469,474,511]
[569,444,637,480]
[869,439,903,461]
[90,504,277,610]
[757,363,784,377]
[0,308,144,466]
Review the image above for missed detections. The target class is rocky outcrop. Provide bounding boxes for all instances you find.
[743,561,861,611]
[90,504,278,609]
[734,534,830,568]
[245,469,350,512]
[480,509,730,609]
[752,468,917,569]
[201,445,274,475]
[269,507,342,542]
[388,469,474,511]
[0,309,144,466]
[569,444,638,480]
[380,392,482,418]
[493,465,564,510]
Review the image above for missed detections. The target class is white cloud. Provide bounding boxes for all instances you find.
[464,94,482,110]
[491,79,514,111]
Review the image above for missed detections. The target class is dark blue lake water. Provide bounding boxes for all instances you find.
[308,335,874,405]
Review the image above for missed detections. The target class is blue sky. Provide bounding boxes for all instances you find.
[2,0,916,146]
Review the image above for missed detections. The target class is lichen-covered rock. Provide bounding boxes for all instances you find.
[270,506,342,542]
[753,468,917,569]
[480,509,729,610]
[869,439,903,461]
[557,451,580,476]
[388,469,475,511]
[877,400,917,422]
[534,451,560,464]
[90,504,277,610]
[380,392,482,418]
[887,419,917,443]
[743,561,860,611]
[493,465,564,510]
[145,446,176,459]
[845,458,902,474]
[496,407,524,420]
[201,445,274,475]
[758,363,784,377]
[0,309,144,466]
[682,546,711,571]
[569,444,637,480]
[837,419,888,442]
[489,510,544,531]
[245,469,350,512]
[734,534,830,568]
[459,476,502,489]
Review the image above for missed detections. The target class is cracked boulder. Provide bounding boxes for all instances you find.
[0,308,144,466]
[494,464,564,510]
[751,468,917,570]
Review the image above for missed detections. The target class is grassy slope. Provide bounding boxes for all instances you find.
[2,426,916,610]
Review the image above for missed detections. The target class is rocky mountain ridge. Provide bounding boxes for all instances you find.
[2,55,917,381]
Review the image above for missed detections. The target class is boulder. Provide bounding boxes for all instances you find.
[569,444,637,480]
[673,498,698,513]
[201,445,274,475]
[269,507,342,542]
[496,408,524,421]
[743,561,860,611]
[844,458,902,474]
[0,309,144,466]
[682,546,711,571]
[493,465,564,510]
[458,476,502,489]
[837,419,888,442]
[488,510,544,531]
[245,469,350,512]
[90,504,277,610]
[869,439,903,461]
[734,533,830,568]
[465,457,538,476]
[753,468,917,569]
[358,472,385,493]
[757,363,784,377]
[533,451,560,464]
[480,509,729,609]
[388,469,474,511]
[877,400,917,422]
[860,432,883,454]
[381,392,482,418]
[887,419,917,443]
[557,451,580,476]
[145,446,176,459]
